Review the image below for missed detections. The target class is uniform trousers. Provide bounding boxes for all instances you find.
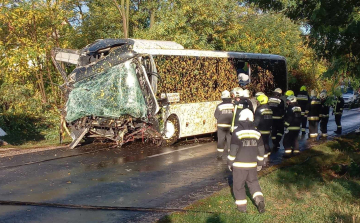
[308,120,319,139]
[335,114,342,133]
[217,127,231,157]
[259,133,271,164]
[283,129,300,155]
[233,168,264,211]
[320,117,329,137]
[271,119,284,149]
[301,115,307,133]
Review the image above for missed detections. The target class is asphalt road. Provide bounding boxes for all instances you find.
[0,108,359,223]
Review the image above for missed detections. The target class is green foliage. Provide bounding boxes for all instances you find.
[0,1,71,145]
[0,0,333,145]
[158,134,360,222]
[249,0,360,78]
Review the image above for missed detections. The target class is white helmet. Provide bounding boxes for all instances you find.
[287,95,297,103]
[243,89,250,98]
[239,108,254,122]
[234,87,243,98]
[274,88,282,94]
[238,73,249,82]
[221,90,230,98]
[255,92,265,97]
[311,90,317,97]
[319,92,327,100]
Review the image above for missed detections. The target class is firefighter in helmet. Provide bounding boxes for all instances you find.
[319,92,330,138]
[242,89,254,113]
[306,90,321,141]
[254,94,273,165]
[268,88,285,151]
[214,90,234,159]
[228,108,266,213]
[283,95,302,156]
[297,86,310,135]
[333,92,345,134]
[231,88,246,133]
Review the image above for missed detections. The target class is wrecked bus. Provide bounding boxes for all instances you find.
[52,39,287,149]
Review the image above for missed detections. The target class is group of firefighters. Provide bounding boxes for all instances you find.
[214,86,345,214]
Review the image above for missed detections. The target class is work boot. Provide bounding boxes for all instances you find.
[257,201,266,214]
[236,206,247,213]
[334,131,341,135]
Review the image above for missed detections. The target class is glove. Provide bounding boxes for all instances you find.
[228,165,233,172]
[284,128,289,134]
[257,166,263,172]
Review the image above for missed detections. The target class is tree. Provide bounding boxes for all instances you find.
[0,0,74,141]
[247,0,360,78]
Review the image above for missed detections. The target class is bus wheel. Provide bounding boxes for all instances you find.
[163,115,180,146]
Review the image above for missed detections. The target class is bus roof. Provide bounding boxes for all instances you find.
[135,48,286,61]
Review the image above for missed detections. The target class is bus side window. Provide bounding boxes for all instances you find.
[141,56,158,93]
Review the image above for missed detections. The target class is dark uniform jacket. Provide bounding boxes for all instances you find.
[334,97,345,115]
[306,97,321,121]
[228,121,265,169]
[214,98,234,128]
[243,97,254,113]
[254,104,273,133]
[284,102,302,129]
[268,93,285,120]
[231,98,249,131]
[320,99,330,118]
[296,90,309,116]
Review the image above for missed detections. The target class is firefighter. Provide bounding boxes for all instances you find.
[231,88,246,133]
[255,92,265,97]
[254,92,265,111]
[285,90,295,97]
[333,94,345,134]
[283,95,302,156]
[242,89,254,113]
[306,90,321,141]
[214,90,234,159]
[268,88,285,151]
[230,88,238,103]
[297,86,310,135]
[319,92,330,138]
[254,94,273,165]
[227,108,266,213]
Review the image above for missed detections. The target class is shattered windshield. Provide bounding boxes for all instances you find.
[65,60,148,122]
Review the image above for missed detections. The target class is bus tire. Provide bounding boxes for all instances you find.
[163,114,180,146]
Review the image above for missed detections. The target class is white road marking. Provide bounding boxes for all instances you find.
[147,144,204,158]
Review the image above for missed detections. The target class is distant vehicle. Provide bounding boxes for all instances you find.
[342,87,359,107]
[52,39,288,149]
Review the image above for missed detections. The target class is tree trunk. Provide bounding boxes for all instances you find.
[150,10,155,29]
[113,0,128,38]
[126,0,130,37]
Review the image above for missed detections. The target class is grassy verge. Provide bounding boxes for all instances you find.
[159,134,360,223]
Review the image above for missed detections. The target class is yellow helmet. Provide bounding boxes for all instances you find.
[285,90,294,96]
[300,86,307,91]
[256,94,268,104]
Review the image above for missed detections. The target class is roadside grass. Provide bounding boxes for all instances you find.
[159,134,360,223]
